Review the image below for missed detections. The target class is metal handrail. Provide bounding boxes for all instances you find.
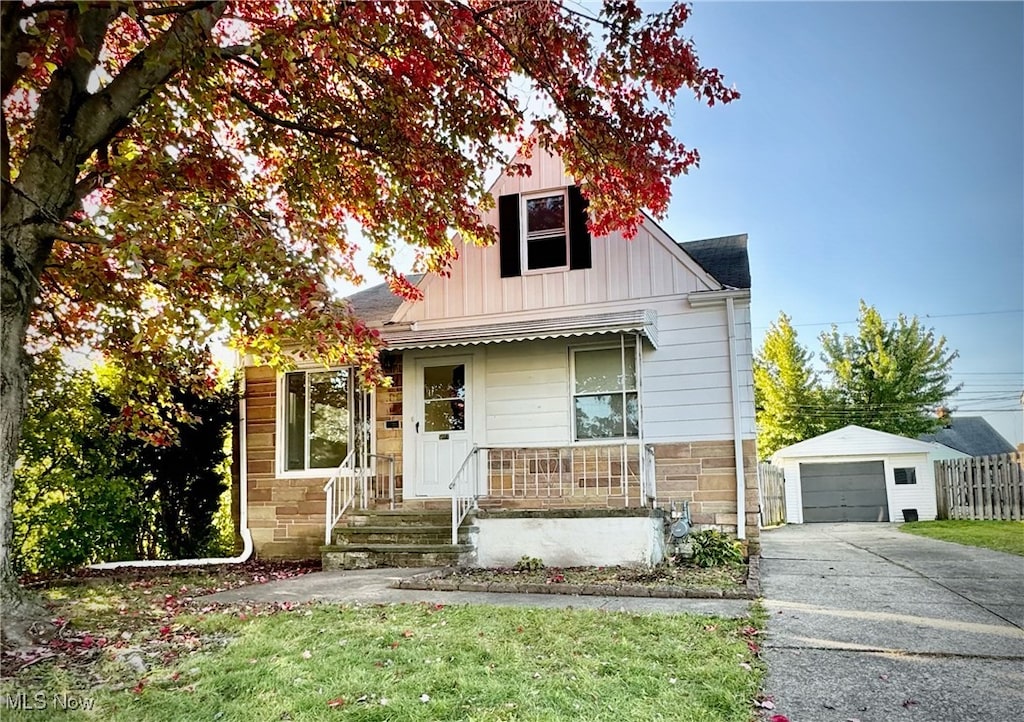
[365,453,397,510]
[323,451,399,545]
[449,445,481,544]
[323,450,358,545]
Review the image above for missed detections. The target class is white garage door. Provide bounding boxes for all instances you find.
[800,461,889,522]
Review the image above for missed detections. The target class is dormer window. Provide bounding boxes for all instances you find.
[499,185,591,277]
[523,191,568,271]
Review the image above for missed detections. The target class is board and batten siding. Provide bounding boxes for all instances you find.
[778,453,938,524]
[394,147,719,324]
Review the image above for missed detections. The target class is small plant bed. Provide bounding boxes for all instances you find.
[398,559,754,599]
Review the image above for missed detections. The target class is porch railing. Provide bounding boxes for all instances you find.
[484,442,645,505]
[449,445,483,544]
[448,442,649,542]
[323,452,397,545]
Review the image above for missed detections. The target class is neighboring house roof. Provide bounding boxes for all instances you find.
[772,424,938,461]
[346,274,423,328]
[917,417,1016,457]
[677,234,750,290]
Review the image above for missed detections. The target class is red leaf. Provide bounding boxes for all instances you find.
[327,697,346,708]
[770,716,790,722]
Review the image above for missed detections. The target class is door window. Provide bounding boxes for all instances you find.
[423,364,465,432]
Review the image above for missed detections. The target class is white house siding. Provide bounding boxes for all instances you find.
[778,453,938,524]
[643,301,755,442]
[399,299,756,448]
[482,339,570,446]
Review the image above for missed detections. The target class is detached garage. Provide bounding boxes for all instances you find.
[771,425,940,524]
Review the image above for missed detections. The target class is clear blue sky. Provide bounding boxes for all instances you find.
[659,1,1024,445]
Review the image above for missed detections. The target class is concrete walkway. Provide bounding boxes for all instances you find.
[760,523,1024,722]
[199,566,752,617]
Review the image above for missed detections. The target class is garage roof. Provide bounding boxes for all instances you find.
[772,425,939,461]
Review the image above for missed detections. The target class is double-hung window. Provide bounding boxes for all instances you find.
[572,346,639,440]
[281,368,371,473]
[522,190,569,271]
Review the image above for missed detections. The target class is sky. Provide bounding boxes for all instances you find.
[656,1,1024,445]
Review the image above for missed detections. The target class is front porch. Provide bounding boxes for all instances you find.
[316,439,758,570]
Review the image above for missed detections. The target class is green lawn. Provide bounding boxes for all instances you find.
[901,520,1024,556]
[1,574,765,722]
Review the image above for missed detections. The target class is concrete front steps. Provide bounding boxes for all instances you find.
[321,509,476,570]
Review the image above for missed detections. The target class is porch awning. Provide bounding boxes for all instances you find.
[381,309,658,350]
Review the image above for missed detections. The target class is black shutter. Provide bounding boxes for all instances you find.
[567,184,591,270]
[498,193,521,278]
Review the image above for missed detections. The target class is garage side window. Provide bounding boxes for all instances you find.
[894,467,917,485]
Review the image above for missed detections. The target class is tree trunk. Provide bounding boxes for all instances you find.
[1,224,50,648]
[1,2,225,648]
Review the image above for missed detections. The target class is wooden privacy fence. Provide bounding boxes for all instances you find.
[757,462,787,527]
[934,453,1024,521]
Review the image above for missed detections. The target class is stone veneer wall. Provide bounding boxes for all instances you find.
[653,439,760,550]
[244,358,405,559]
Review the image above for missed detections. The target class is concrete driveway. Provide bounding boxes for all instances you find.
[760,523,1024,722]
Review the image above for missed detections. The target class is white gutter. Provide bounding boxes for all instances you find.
[90,359,254,570]
[725,296,746,541]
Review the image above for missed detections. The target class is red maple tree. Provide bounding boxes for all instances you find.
[0,0,738,645]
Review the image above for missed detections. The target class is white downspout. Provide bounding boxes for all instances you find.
[90,360,255,570]
[725,297,746,541]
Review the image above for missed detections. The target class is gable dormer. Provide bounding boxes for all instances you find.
[498,185,591,277]
[392,144,723,323]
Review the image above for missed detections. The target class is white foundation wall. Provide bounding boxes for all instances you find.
[474,516,666,568]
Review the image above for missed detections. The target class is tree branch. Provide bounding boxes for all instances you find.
[229,90,372,150]
[73,2,227,159]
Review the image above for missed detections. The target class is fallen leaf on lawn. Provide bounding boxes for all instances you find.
[327,697,346,708]
[756,698,776,709]
[403,630,414,638]
[739,662,752,671]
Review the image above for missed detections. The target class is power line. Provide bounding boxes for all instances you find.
[753,308,1023,330]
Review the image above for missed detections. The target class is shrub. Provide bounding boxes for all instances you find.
[513,555,544,572]
[14,350,237,573]
[687,529,743,568]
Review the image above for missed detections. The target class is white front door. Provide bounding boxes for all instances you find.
[413,357,472,497]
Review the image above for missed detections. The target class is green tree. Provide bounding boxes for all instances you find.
[13,352,155,574]
[753,313,825,457]
[1,1,740,643]
[819,301,960,437]
[14,350,237,573]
